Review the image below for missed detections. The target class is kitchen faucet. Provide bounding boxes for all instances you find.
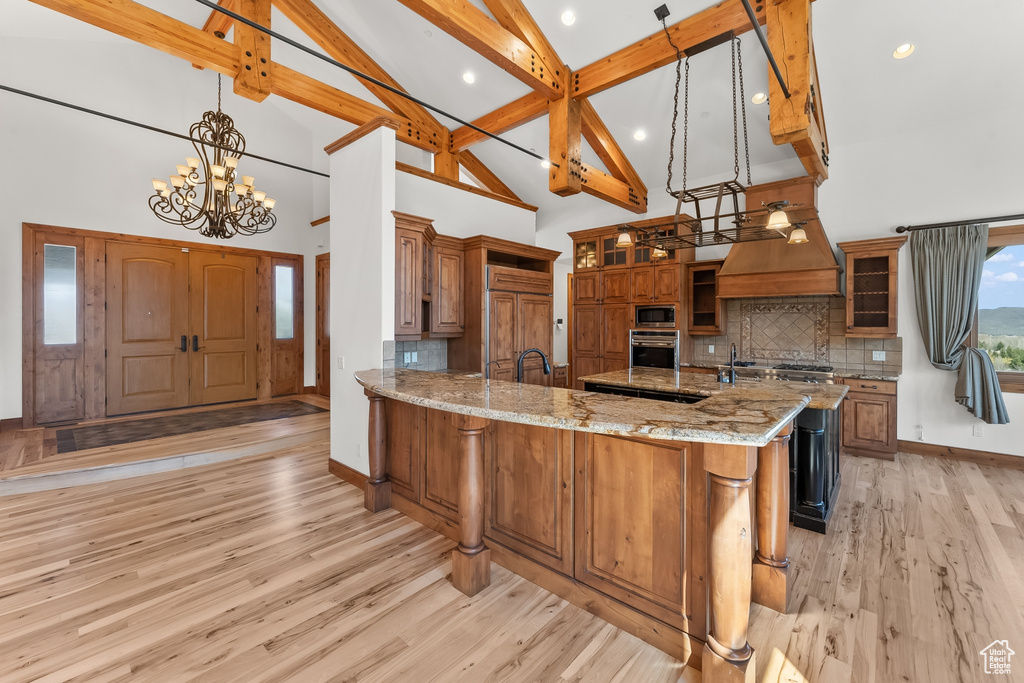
[516,348,551,383]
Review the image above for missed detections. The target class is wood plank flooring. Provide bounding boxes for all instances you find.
[0,440,1021,681]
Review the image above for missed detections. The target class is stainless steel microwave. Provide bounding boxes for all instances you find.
[634,305,676,328]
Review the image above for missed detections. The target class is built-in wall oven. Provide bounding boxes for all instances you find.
[629,330,679,370]
[634,305,676,328]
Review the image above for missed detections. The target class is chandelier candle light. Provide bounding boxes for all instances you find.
[149,75,276,239]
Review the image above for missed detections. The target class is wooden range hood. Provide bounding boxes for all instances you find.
[717,177,842,298]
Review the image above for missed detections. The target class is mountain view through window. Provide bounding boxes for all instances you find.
[978,244,1024,373]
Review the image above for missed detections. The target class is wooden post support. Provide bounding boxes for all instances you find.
[451,414,490,596]
[752,421,793,613]
[233,0,272,102]
[703,443,757,683]
[364,389,391,512]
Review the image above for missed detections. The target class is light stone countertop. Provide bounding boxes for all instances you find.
[579,367,849,411]
[354,368,810,448]
[680,362,900,383]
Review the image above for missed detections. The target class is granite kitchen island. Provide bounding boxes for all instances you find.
[353,368,826,681]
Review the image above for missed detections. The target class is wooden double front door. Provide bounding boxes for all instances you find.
[106,243,257,415]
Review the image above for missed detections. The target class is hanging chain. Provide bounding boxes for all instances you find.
[736,36,751,186]
[682,58,690,194]
[217,73,222,113]
[730,38,739,182]
[662,19,687,196]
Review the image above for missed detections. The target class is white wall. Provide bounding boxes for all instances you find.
[0,35,330,419]
[396,173,536,243]
[329,128,396,474]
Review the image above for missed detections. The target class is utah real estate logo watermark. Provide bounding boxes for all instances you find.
[979,640,1014,675]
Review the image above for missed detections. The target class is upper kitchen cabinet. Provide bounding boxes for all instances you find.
[600,234,630,270]
[573,237,599,271]
[394,212,437,341]
[837,236,907,338]
[430,236,465,337]
[685,260,726,335]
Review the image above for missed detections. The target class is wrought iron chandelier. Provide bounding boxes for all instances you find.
[148,75,277,239]
[616,26,812,251]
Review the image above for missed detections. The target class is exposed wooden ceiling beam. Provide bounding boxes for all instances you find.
[29,0,241,73]
[580,164,647,213]
[579,98,647,195]
[447,0,768,151]
[271,0,441,139]
[457,151,523,202]
[193,0,237,69]
[449,92,547,152]
[233,0,271,102]
[766,0,828,182]
[395,0,565,100]
[480,0,646,211]
[397,162,538,212]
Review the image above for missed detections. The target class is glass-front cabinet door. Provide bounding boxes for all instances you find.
[574,238,598,270]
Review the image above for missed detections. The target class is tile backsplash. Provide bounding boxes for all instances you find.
[692,296,903,375]
[383,338,448,371]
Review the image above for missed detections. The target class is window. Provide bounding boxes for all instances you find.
[43,244,77,345]
[974,226,1024,393]
[274,264,294,340]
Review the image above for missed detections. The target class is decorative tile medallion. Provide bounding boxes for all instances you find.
[741,301,829,362]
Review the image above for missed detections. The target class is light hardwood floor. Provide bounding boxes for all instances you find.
[0,441,1021,682]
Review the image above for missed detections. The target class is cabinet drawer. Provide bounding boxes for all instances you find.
[842,379,896,395]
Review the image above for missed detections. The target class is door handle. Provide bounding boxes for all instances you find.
[193,335,200,352]
[180,335,188,352]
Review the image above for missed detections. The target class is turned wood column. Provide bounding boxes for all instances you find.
[703,443,757,683]
[364,389,391,513]
[752,421,793,613]
[451,414,490,596]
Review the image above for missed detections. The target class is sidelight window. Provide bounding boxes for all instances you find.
[43,244,77,345]
[274,264,295,340]
[973,227,1024,393]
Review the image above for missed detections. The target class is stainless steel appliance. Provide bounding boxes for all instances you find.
[716,362,840,534]
[629,330,679,370]
[634,305,676,329]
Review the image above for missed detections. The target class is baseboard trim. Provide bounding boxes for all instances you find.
[0,418,22,433]
[303,385,317,394]
[842,446,896,461]
[898,440,1024,471]
[328,458,368,492]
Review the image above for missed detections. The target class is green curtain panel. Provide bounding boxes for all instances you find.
[910,224,1009,424]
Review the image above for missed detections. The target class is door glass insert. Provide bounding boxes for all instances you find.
[43,244,76,345]
[274,264,294,339]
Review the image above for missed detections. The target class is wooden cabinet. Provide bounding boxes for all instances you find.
[384,399,424,502]
[429,241,464,337]
[574,432,705,635]
[395,225,425,340]
[573,237,599,270]
[837,237,906,338]
[485,423,573,574]
[422,408,461,522]
[553,365,568,388]
[685,260,725,335]
[601,270,631,303]
[600,234,629,269]
[573,272,600,304]
[633,263,680,304]
[601,304,631,367]
[631,268,655,303]
[840,379,898,459]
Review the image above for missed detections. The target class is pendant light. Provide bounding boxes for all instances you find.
[615,228,633,249]
[766,208,791,231]
[651,246,669,260]
[787,225,809,244]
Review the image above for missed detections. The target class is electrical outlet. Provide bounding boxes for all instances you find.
[872,350,886,361]
[403,352,411,365]
[708,345,715,354]
[973,424,984,437]
[411,351,418,363]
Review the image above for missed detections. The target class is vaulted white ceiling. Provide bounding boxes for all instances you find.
[3,0,1023,221]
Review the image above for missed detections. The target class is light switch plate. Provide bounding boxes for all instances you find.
[411,351,418,363]
[337,356,345,369]
[403,352,411,364]
[708,345,715,354]
[973,424,984,437]
[872,350,886,361]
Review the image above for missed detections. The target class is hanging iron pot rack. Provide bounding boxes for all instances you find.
[619,20,814,252]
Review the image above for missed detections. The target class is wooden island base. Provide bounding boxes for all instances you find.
[355,391,794,680]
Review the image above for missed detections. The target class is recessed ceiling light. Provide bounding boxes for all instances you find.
[633,129,647,141]
[462,71,475,84]
[751,92,767,104]
[424,30,432,38]
[561,10,576,26]
[541,159,551,169]
[700,111,710,119]
[893,43,915,59]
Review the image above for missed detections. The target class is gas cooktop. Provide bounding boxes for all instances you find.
[773,363,834,372]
